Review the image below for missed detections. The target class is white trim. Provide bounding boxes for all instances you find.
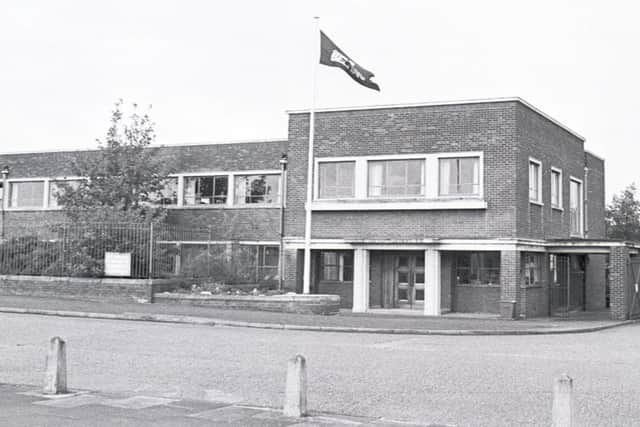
[157,240,279,246]
[178,169,280,177]
[309,199,487,211]
[313,151,484,206]
[569,176,584,237]
[550,167,563,210]
[286,97,585,142]
[528,157,543,204]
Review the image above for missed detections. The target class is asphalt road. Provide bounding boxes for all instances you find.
[1,313,639,426]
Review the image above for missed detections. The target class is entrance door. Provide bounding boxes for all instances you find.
[395,254,425,309]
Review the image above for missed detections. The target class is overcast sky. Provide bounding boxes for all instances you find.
[1,0,638,200]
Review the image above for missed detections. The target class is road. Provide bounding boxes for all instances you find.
[1,313,639,426]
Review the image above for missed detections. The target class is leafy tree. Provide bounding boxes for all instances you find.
[606,183,640,241]
[55,100,173,223]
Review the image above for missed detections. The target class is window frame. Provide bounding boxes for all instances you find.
[569,176,584,237]
[438,156,481,197]
[529,158,543,205]
[317,160,356,200]
[550,167,563,210]
[367,158,425,198]
[319,250,354,283]
[522,252,545,286]
[182,175,228,206]
[233,173,281,205]
[7,179,47,209]
[454,251,501,286]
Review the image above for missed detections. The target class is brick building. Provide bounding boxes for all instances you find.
[1,97,638,319]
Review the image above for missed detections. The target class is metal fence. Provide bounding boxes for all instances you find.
[0,222,279,284]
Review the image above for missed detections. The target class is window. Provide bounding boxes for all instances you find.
[147,178,178,206]
[320,251,353,282]
[234,174,280,204]
[48,179,82,208]
[184,176,228,205]
[570,178,583,236]
[529,159,542,203]
[9,181,45,208]
[318,161,355,199]
[454,252,500,285]
[258,246,279,281]
[368,159,424,197]
[439,157,480,196]
[0,182,3,207]
[523,253,544,285]
[551,169,562,209]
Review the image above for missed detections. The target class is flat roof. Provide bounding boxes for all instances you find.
[287,97,585,142]
[0,138,286,157]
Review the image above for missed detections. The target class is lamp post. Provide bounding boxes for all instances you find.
[1,165,9,241]
[278,155,288,291]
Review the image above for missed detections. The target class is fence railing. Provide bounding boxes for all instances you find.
[0,222,279,284]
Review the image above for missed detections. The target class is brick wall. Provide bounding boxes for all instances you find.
[285,102,519,240]
[609,246,629,320]
[515,104,593,240]
[0,140,286,242]
[585,152,606,238]
[500,250,521,318]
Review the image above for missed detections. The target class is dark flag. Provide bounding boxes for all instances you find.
[319,31,380,91]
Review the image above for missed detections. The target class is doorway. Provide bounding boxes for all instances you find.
[395,253,425,309]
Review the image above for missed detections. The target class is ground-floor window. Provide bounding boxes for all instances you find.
[454,252,500,285]
[523,252,545,285]
[320,251,353,282]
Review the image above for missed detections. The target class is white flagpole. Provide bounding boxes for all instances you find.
[302,16,319,294]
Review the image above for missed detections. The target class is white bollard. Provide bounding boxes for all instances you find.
[43,337,67,395]
[283,354,307,417]
[552,373,573,427]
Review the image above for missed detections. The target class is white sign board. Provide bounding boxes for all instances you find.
[104,252,132,277]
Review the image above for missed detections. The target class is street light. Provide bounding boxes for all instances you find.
[1,165,9,240]
[278,155,288,291]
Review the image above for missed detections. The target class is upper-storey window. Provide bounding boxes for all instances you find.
[9,181,45,208]
[48,179,82,208]
[148,177,178,206]
[550,168,562,209]
[318,161,355,199]
[368,159,424,197]
[570,178,583,236]
[529,159,542,204]
[234,174,280,204]
[184,175,228,205]
[439,157,480,196]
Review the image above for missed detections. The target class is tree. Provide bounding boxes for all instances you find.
[606,183,640,241]
[55,100,173,223]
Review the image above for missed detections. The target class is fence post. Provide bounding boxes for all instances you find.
[207,225,212,278]
[552,373,574,427]
[43,337,67,395]
[283,354,307,417]
[148,223,154,279]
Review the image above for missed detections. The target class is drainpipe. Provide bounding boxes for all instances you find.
[278,155,288,291]
[1,166,9,241]
[584,166,589,238]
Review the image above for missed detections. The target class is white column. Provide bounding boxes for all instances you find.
[352,249,370,313]
[424,249,441,316]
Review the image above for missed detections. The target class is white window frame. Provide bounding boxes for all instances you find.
[47,177,85,209]
[316,160,356,200]
[181,174,229,206]
[438,156,482,197]
[233,172,282,206]
[6,178,48,210]
[529,158,543,205]
[367,158,425,198]
[569,176,584,237]
[550,167,563,210]
[313,151,484,210]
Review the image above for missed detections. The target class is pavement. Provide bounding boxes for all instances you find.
[0,383,434,426]
[0,295,633,335]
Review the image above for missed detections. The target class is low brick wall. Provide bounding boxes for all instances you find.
[0,275,183,302]
[154,293,341,315]
[453,284,500,314]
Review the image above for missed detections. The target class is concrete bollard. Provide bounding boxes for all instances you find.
[43,337,67,395]
[283,354,307,417]
[552,373,573,427]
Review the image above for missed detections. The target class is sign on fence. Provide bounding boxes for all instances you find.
[104,252,132,277]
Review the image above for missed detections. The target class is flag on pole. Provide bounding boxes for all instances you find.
[319,30,380,91]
